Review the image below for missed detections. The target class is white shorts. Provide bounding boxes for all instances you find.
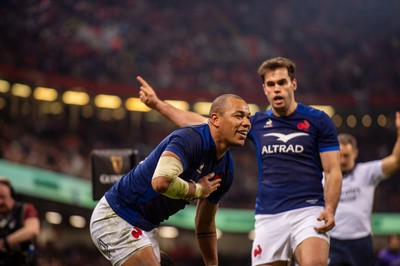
[89,197,160,266]
[251,206,329,266]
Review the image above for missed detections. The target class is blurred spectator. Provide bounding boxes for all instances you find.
[0,177,40,266]
[376,234,400,266]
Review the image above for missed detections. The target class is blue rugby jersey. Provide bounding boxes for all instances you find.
[249,103,339,214]
[105,124,234,231]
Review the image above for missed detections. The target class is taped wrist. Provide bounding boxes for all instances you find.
[194,183,203,198]
[185,180,203,201]
[153,155,188,199]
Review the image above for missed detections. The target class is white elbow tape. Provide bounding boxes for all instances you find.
[153,155,183,179]
[153,156,188,199]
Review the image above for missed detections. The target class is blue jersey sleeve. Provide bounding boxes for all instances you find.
[164,127,205,169]
[318,111,339,152]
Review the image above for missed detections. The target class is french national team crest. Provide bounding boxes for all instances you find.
[253,244,263,258]
[297,119,310,131]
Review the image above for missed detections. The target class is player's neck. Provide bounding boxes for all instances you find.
[272,102,297,117]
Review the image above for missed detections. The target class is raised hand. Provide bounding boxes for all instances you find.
[137,76,161,109]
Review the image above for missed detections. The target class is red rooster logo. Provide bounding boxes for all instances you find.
[297,119,310,131]
[253,244,262,257]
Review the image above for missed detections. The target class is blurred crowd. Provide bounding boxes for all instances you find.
[1,0,400,98]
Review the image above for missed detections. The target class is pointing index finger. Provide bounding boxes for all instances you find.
[136,76,149,86]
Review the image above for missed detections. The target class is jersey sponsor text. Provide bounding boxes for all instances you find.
[262,144,304,154]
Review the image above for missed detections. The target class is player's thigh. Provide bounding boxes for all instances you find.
[252,214,291,265]
[90,197,159,266]
[290,206,329,266]
[294,237,329,266]
[122,246,160,266]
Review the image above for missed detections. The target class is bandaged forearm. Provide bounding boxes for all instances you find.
[153,156,202,199]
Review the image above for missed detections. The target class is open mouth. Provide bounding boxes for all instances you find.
[237,131,248,139]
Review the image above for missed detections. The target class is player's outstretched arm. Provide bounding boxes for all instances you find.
[381,111,400,176]
[137,76,207,127]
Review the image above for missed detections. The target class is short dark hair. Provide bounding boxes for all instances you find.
[0,178,16,199]
[209,94,245,117]
[258,57,296,83]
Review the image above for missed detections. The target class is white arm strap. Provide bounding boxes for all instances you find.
[153,155,188,199]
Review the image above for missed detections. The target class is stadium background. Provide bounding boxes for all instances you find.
[0,0,399,265]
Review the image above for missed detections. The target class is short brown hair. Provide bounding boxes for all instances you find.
[258,57,296,83]
[338,133,358,149]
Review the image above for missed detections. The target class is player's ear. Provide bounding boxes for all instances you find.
[292,79,297,91]
[354,149,359,159]
[209,113,219,127]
